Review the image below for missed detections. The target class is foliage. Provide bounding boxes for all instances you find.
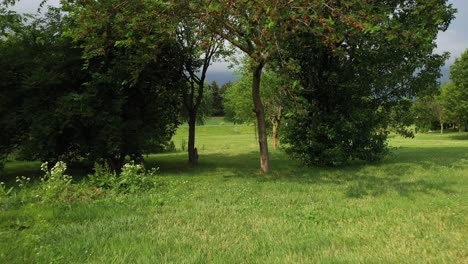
[282,88,390,165]
[282,1,454,165]
[0,3,186,170]
[224,75,255,124]
[412,95,445,133]
[39,161,73,201]
[442,49,468,131]
[224,68,289,126]
[210,81,225,116]
[0,7,85,168]
[0,181,13,196]
[87,161,157,194]
[87,162,117,190]
[63,0,187,168]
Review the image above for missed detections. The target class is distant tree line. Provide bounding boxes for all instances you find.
[0,0,459,172]
[412,49,468,133]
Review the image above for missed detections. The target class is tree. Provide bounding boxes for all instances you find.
[61,0,189,170]
[444,49,468,131]
[0,9,29,168]
[0,7,87,169]
[210,81,225,116]
[198,0,455,171]
[200,1,292,172]
[1,1,188,170]
[412,96,444,133]
[281,1,454,165]
[175,9,224,166]
[224,68,290,149]
[224,76,256,125]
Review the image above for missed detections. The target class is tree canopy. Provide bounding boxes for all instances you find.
[0,2,186,170]
[281,0,455,165]
[446,49,468,131]
[0,0,459,171]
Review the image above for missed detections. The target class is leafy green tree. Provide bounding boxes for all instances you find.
[198,0,455,171]
[199,0,302,172]
[0,7,86,169]
[224,68,290,149]
[0,9,28,168]
[175,8,224,166]
[224,76,255,125]
[444,50,468,131]
[210,81,225,116]
[412,96,441,133]
[282,1,454,165]
[0,2,187,171]
[60,0,187,170]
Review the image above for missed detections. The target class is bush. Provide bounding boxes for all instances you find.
[88,161,157,194]
[39,161,73,201]
[118,161,156,193]
[283,107,389,166]
[87,162,118,189]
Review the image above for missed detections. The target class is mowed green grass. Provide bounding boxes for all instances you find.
[1,123,467,263]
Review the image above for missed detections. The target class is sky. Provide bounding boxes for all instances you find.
[8,0,468,84]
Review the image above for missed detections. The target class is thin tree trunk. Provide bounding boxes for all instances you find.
[108,154,125,173]
[188,110,197,165]
[254,121,258,143]
[272,118,280,150]
[272,107,282,150]
[440,122,444,134]
[252,61,269,173]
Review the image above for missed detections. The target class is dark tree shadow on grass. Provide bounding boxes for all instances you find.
[447,133,468,140]
[2,145,465,198]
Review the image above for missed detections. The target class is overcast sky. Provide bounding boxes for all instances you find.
[8,0,468,84]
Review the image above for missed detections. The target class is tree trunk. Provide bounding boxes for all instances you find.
[188,110,197,165]
[272,118,280,150]
[272,108,282,150]
[252,61,270,173]
[440,122,444,134]
[108,155,125,173]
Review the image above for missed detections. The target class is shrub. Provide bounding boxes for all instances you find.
[39,161,73,201]
[88,161,157,194]
[87,162,118,189]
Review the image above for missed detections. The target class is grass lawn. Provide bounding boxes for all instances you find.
[1,122,467,263]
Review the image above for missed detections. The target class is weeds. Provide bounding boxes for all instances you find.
[39,161,73,202]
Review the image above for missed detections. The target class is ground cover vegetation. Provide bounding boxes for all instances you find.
[1,124,467,263]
